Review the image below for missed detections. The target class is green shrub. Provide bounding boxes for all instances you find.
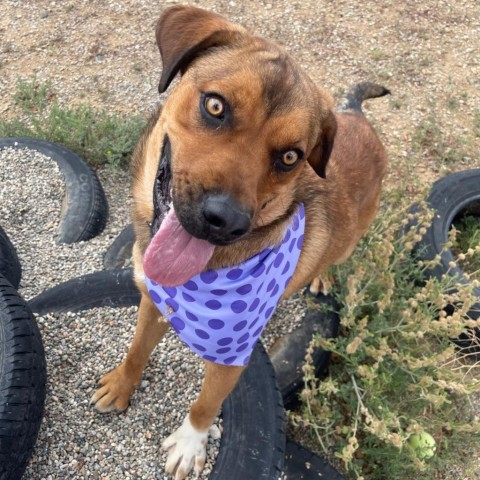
[0,77,146,168]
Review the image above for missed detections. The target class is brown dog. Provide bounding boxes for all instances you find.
[90,6,388,479]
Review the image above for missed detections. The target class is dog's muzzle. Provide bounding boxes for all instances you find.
[151,136,252,245]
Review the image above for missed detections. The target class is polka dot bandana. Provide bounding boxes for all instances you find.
[145,204,305,366]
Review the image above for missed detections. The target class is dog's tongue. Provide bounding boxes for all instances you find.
[143,209,215,286]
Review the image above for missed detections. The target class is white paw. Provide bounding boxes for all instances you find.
[162,415,208,480]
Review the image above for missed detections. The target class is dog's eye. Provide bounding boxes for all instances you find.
[204,95,225,118]
[200,93,231,129]
[275,149,303,171]
[282,150,299,166]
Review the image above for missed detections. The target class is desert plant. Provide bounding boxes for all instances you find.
[291,191,480,480]
[451,215,480,282]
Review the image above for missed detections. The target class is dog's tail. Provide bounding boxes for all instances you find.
[338,81,390,114]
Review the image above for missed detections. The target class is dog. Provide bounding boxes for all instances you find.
[90,6,388,479]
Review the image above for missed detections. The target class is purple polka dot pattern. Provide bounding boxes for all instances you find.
[205,299,222,310]
[195,329,210,339]
[297,235,304,249]
[200,270,218,284]
[208,319,225,330]
[249,298,260,312]
[148,290,162,304]
[231,300,247,314]
[238,332,250,343]
[288,238,297,253]
[163,286,177,297]
[236,284,252,295]
[236,343,249,352]
[274,253,284,268]
[185,311,198,322]
[233,320,248,332]
[184,280,199,291]
[192,343,207,352]
[226,268,243,280]
[145,204,305,366]
[264,306,275,319]
[165,298,179,312]
[170,317,185,332]
[251,263,265,278]
[253,326,263,337]
[182,292,195,302]
[211,289,227,296]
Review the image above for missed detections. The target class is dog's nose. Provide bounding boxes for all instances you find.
[202,194,251,239]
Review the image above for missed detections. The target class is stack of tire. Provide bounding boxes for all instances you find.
[0,137,109,480]
[0,227,46,480]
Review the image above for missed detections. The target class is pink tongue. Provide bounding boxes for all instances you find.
[143,209,215,286]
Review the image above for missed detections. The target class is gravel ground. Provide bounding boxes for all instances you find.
[1,0,479,479]
[28,307,223,480]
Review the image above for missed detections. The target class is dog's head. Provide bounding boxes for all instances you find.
[154,6,336,246]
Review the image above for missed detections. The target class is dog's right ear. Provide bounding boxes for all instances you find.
[156,6,245,93]
[306,109,337,179]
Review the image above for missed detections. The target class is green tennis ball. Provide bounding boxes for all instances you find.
[408,432,437,459]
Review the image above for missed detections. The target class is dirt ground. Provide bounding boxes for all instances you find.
[1,0,479,479]
[1,0,479,187]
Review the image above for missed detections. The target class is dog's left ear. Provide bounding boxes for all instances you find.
[306,109,337,179]
[156,6,246,93]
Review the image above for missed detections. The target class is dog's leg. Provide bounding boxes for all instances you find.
[163,362,245,479]
[309,271,335,296]
[90,292,169,412]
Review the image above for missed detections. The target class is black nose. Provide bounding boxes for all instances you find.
[202,194,252,239]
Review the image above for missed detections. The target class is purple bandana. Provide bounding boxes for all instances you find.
[145,204,305,366]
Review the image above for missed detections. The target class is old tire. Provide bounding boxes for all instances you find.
[283,441,344,480]
[211,342,285,480]
[414,169,480,351]
[28,269,140,315]
[0,275,46,480]
[0,138,108,244]
[103,224,135,270]
[0,227,21,290]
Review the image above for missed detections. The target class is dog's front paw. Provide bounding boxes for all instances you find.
[90,364,137,413]
[162,415,208,480]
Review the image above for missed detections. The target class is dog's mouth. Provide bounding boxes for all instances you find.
[150,136,173,236]
[144,136,216,286]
